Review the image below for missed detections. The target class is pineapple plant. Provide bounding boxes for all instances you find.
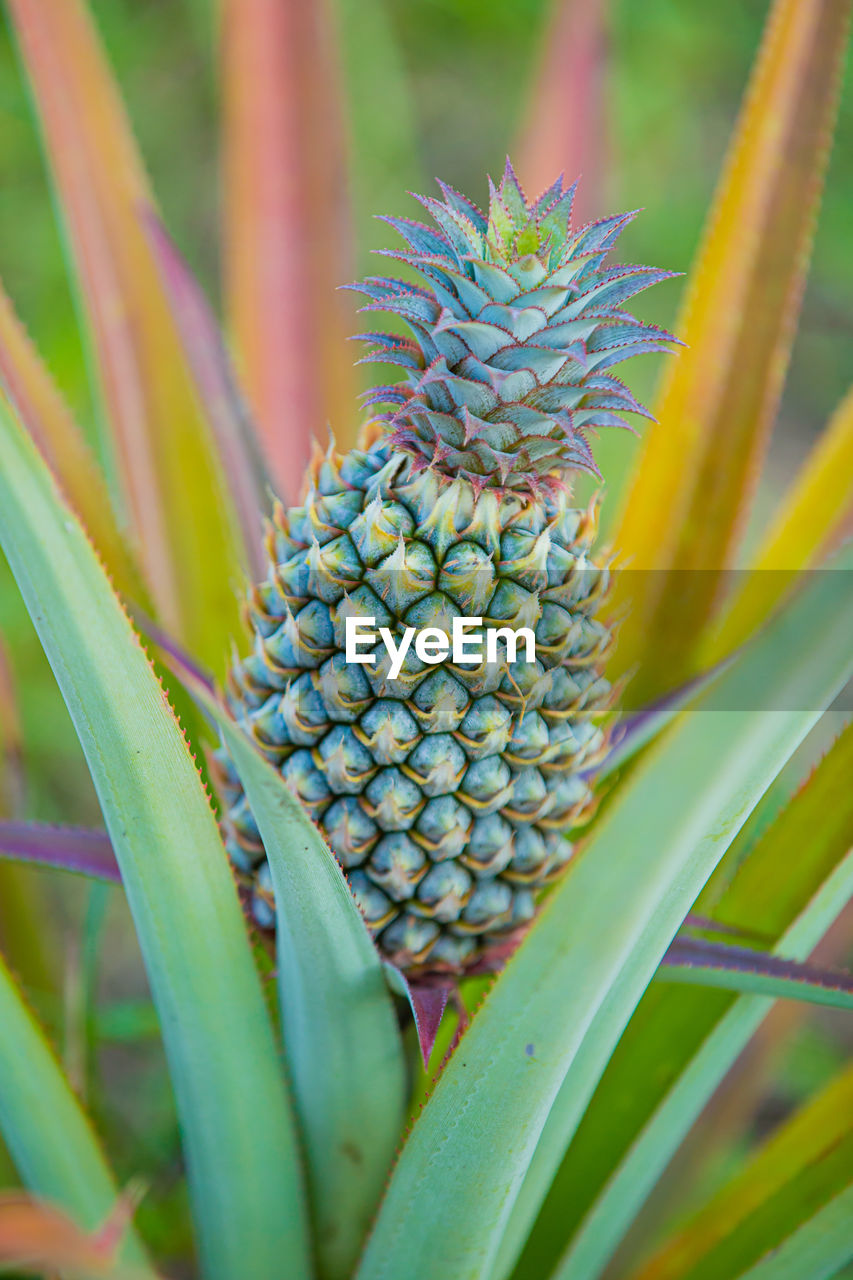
[221,164,674,973]
[0,0,852,1279]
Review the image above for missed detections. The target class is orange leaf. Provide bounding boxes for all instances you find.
[7,0,247,673]
[0,282,143,603]
[516,0,609,224]
[222,0,360,500]
[702,382,853,663]
[610,0,851,704]
[0,1187,153,1278]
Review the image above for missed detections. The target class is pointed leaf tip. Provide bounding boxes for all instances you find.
[385,964,452,1068]
[410,984,453,1069]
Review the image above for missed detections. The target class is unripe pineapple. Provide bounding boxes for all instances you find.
[220,162,674,974]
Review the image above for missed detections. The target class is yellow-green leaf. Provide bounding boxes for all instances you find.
[0,634,54,994]
[0,285,143,603]
[7,0,247,674]
[610,0,851,703]
[632,1065,853,1280]
[703,382,853,662]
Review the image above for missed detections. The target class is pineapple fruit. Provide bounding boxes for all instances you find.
[220,162,674,974]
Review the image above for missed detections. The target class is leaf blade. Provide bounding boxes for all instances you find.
[222,0,359,491]
[182,676,406,1280]
[6,0,248,672]
[703,382,853,662]
[0,821,120,883]
[630,1064,853,1280]
[516,0,609,225]
[0,1188,155,1280]
[731,1184,853,1280]
[355,549,853,1280]
[511,719,853,1280]
[0,290,142,602]
[659,940,853,1010]
[0,397,311,1280]
[141,213,269,581]
[0,958,150,1271]
[611,0,852,701]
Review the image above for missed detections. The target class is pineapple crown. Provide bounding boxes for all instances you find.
[349,159,677,497]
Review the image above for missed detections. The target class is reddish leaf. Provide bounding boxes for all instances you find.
[0,1186,150,1278]
[384,964,453,1069]
[0,821,120,883]
[222,0,360,499]
[661,936,853,1008]
[516,0,609,223]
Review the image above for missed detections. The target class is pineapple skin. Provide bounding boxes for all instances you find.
[220,163,673,973]
[221,440,612,973]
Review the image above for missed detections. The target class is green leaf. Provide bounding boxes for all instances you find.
[546,850,853,1280]
[181,675,406,1280]
[630,1065,853,1280]
[0,956,151,1271]
[355,550,853,1280]
[733,1186,853,1280]
[0,397,311,1280]
[511,718,853,1280]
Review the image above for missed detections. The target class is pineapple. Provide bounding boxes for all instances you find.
[220,161,674,974]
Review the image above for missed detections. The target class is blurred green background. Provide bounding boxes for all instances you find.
[0,0,850,1263]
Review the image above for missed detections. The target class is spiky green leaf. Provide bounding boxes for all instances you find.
[198,681,406,1280]
[0,396,311,1280]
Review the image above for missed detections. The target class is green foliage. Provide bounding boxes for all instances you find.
[210,689,406,1280]
[0,396,310,1279]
